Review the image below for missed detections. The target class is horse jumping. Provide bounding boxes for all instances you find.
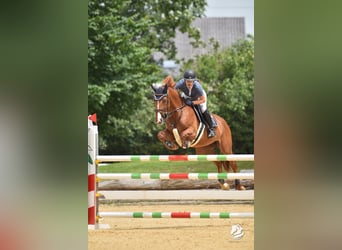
[151,76,245,190]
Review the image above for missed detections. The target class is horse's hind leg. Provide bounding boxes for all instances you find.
[219,138,246,190]
[195,145,229,190]
[224,160,245,190]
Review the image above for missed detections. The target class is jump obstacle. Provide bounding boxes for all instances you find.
[97,154,254,162]
[100,190,254,200]
[99,211,254,218]
[88,117,255,229]
[97,172,254,180]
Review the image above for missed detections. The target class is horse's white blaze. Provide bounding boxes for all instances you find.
[157,112,163,124]
[155,101,163,124]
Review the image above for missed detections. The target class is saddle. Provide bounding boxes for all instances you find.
[171,104,218,148]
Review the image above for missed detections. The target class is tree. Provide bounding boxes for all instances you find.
[183,35,254,153]
[88,0,207,154]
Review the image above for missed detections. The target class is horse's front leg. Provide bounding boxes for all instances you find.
[180,128,196,148]
[157,129,179,150]
[215,161,230,190]
[226,161,246,190]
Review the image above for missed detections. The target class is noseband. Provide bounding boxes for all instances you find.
[154,92,185,121]
[154,94,168,119]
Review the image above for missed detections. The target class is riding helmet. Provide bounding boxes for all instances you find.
[184,70,196,80]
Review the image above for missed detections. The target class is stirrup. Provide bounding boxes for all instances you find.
[211,116,218,128]
[207,129,216,138]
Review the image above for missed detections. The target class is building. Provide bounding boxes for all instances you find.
[205,0,254,36]
[175,17,245,61]
[161,0,254,71]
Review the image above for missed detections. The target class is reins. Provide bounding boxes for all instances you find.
[154,92,186,121]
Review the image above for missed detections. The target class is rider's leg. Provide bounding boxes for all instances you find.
[202,110,216,138]
[199,99,216,138]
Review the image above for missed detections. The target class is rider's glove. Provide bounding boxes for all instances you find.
[184,99,193,106]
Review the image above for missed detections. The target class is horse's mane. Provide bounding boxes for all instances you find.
[151,75,180,100]
[163,76,183,102]
[162,75,176,88]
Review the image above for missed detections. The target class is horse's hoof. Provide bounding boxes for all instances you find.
[184,141,191,148]
[221,182,230,190]
[164,141,178,150]
[236,184,246,190]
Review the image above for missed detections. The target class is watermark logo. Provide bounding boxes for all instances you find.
[230,224,244,240]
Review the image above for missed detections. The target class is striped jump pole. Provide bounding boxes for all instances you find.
[99,211,254,218]
[96,154,254,163]
[88,118,110,229]
[97,172,254,180]
[88,119,97,229]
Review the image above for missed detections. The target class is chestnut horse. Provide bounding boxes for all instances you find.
[151,76,245,190]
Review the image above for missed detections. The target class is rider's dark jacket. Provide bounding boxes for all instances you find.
[175,79,204,101]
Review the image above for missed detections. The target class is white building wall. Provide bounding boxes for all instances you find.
[160,0,254,70]
[175,17,245,60]
[205,0,254,36]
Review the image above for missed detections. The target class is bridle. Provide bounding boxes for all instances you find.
[154,91,185,122]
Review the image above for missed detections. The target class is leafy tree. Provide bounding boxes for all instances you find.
[183,35,254,153]
[88,0,206,154]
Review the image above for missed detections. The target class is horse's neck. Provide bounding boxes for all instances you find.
[168,90,198,128]
[168,90,182,109]
[165,90,183,124]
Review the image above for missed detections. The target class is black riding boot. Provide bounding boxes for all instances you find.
[203,110,216,138]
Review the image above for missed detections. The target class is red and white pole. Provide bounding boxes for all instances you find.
[88,117,97,229]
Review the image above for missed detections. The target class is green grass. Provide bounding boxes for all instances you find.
[98,161,254,173]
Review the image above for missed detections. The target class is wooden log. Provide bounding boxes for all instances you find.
[98,179,254,190]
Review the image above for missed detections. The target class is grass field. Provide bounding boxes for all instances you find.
[98,161,254,173]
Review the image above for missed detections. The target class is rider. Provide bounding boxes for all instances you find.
[174,70,216,138]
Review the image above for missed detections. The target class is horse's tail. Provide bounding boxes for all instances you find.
[214,115,238,173]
